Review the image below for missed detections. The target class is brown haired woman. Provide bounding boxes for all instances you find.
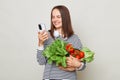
[37,5,86,80]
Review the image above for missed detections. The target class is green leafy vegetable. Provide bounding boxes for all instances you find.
[42,39,95,67]
[81,47,94,63]
[42,39,68,67]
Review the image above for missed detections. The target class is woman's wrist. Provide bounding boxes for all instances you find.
[38,44,44,50]
[76,62,84,70]
[38,43,44,46]
[38,40,44,46]
[38,41,44,50]
[75,61,82,68]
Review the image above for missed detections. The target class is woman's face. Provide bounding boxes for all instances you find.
[52,9,62,29]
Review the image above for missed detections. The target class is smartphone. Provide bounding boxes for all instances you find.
[38,23,46,32]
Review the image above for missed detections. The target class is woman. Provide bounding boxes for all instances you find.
[37,5,86,80]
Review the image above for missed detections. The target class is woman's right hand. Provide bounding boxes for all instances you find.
[38,30,48,46]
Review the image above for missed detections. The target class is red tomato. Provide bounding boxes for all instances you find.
[76,55,81,59]
[70,52,74,55]
[71,53,76,57]
[66,44,72,51]
[79,51,84,58]
[69,48,74,53]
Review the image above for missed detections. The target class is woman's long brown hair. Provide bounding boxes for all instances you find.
[50,5,74,39]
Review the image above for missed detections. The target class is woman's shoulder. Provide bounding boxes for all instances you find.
[69,34,79,39]
[66,34,81,42]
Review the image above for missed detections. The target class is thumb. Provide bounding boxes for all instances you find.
[70,55,74,59]
[38,32,40,34]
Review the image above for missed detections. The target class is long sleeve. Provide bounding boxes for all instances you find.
[36,34,53,65]
[76,62,86,71]
[67,34,82,50]
[37,49,47,65]
[67,34,86,71]
[36,33,86,79]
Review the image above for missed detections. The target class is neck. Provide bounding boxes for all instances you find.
[56,28,62,35]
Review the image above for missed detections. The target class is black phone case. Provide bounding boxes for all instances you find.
[38,24,42,30]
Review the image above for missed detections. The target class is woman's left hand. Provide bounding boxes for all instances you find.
[66,55,82,68]
[58,55,82,71]
[58,66,76,71]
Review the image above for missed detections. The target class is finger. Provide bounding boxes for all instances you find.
[39,32,47,38]
[38,32,40,34]
[38,35,46,42]
[67,58,73,62]
[58,66,65,70]
[70,55,79,61]
[41,32,48,37]
[67,56,73,60]
[70,55,74,59]
[66,60,70,64]
[66,57,70,60]
[66,61,72,66]
[42,35,48,40]
[41,30,47,35]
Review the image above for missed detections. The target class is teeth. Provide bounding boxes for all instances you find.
[54,21,59,24]
[55,23,58,25]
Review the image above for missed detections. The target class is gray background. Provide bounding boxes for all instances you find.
[0,0,120,80]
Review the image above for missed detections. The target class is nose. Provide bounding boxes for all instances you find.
[52,18,58,23]
[53,17,58,21]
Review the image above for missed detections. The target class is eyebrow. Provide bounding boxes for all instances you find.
[52,14,61,17]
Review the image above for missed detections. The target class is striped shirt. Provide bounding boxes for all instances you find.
[37,33,85,80]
